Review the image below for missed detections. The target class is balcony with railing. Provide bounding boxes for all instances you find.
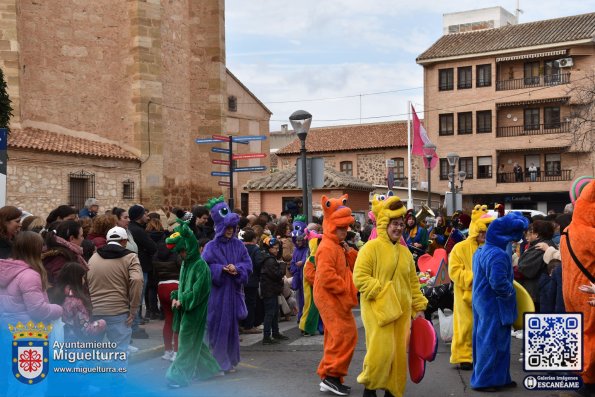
[496,121,570,137]
[496,169,572,183]
[496,73,570,91]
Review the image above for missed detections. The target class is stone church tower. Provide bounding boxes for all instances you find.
[0,0,236,209]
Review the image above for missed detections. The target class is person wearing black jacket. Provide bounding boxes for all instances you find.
[260,236,289,345]
[192,205,215,241]
[240,228,264,334]
[127,204,157,338]
[517,220,556,312]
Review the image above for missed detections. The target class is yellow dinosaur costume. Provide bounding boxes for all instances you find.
[299,236,322,335]
[314,195,358,382]
[353,195,428,397]
[561,180,595,386]
[449,204,494,365]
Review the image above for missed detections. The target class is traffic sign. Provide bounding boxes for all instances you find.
[211,171,230,177]
[218,181,231,187]
[233,166,267,173]
[232,153,266,160]
[212,159,230,165]
[232,135,267,142]
[196,138,224,144]
[212,135,230,142]
[211,147,230,154]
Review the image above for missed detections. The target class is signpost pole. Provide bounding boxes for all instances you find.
[228,137,234,209]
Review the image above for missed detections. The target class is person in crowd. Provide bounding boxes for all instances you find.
[152,218,182,362]
[259,236,289,344]
[314,195,359,395]
[449,205,494,371]
[279,274,298,321]
[564,203,574,214]
[289,215,309,324]
[87,226,143,354]
[0,206,22,258]
[79,216,96,262]
[403,210,429,256]
[193,205,215,240]
[46,205,78,227]
[517,220,556,312]
[165,217,221,388]
[471,212,528,392]
[55,262,106,341]
[202,196,253,373]
[79,198,99,219]
[21,215,44,234]
[561,179,594,396]
[239,228,264,334]
[246,214,257,226]
[145,217,165,320]
[127,204,156,338]
[87,214,117,249]
[42,220,88,302]
[533,241,565,313]
[513,162,523,182]
[112,207,138,253]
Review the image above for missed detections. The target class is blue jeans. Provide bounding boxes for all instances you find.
[93,313,132,355]
[132,272,148,331]
[263,296,279,338]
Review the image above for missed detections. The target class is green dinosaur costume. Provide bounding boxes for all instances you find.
[165,218,221,387]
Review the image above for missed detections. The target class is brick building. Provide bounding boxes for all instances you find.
[417,11,595,213]
[0,0,270,215]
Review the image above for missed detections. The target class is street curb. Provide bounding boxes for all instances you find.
[129,344,164,364]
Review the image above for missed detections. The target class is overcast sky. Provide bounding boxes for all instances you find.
[225,1,593,131]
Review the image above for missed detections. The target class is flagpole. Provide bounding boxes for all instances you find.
[407,101,413,209]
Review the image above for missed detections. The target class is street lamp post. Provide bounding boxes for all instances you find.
[446,152,460,215]
[290,110,313,223]
[423,143,437,208]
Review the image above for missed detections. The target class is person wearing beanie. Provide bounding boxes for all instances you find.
[259,235,288,345]
[127,204,156,339]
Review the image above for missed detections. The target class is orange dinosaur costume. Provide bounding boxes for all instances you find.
[561,179,595,387]
[314,194,358,383]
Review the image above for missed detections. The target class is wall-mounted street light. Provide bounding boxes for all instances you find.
[290,110,313,223]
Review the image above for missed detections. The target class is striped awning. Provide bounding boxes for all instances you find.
[496,146,570,153]
[496,96,570,108]
[496,49,567,63]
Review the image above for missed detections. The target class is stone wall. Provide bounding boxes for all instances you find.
[357,153,385,185]
[7,149,140,218]
[0,0,20,126]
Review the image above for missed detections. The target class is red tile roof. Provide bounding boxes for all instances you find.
[417,12,595,62]
[8,128,140,161]
[275,120,410,155]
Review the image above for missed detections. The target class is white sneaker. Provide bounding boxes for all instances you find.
[127,345,139,354]
[162,350,173,361]
[169,352,177,362]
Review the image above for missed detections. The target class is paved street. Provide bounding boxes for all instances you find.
[127,309,569,397]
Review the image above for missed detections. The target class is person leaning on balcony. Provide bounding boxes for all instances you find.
[498,164,506,183]
[513,162,523,182]
[528,163,538,182]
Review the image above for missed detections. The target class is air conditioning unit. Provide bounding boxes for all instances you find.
[556,58,574,68]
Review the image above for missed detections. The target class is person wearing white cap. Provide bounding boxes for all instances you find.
[87,226,143,357]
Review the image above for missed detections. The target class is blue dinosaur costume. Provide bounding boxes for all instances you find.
[471,212,528,391]
[165,217,221,387]
[201,196,252,372]
[289,215,309,323]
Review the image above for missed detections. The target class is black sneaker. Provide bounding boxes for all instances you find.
[363,389,377,397]
[272,333,289,340]
[262,336,280,345]
[131,329,150,339]
[459,362,472,371]
[319,377,349,396]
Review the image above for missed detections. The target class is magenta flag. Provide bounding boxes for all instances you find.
[411,105,438,169]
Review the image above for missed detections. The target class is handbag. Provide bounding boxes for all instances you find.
[370,254,402,327]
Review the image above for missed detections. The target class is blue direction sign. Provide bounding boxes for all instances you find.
[211,171,230,177]
[211,147,231,154]
[232,135,267,142]
[196,138,225,144]
[233,166,267,173]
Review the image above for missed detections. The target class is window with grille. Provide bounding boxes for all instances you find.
[228,96,237,112]
[392,157,405,179]
[439,159,449,180]
[524,108,540,130]
[340,161,353,176]
[458,67,472,89]
[476,64,492,87]
[524,61,540,85]
[69,171,95,211]
[459,157,473,179]
[545,153,561,176]
[458,112,472,134]
[439,113,454,136]
[476,110,492,133]
[477,156,492,179]
[544,107,561,129]
[123,179,135,200]
[439,68,454,91]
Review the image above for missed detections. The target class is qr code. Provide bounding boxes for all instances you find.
[524,313,582,371]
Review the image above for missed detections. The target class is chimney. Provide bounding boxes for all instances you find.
[281,124,288,133]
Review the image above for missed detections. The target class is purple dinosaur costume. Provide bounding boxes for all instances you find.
[289,215,309,324]
[202,196,252,372]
